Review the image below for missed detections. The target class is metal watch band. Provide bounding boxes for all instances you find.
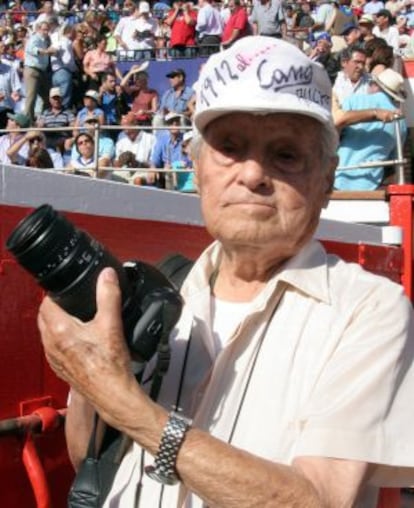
[145,410,192,485]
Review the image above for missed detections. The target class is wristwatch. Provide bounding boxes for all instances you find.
[145,410,192,485]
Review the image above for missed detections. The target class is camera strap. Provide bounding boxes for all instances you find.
[67,253,194,508]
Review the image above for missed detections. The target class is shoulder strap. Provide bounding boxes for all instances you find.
[156,253,194,290]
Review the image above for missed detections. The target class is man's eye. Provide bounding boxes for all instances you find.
[220,142,238,154]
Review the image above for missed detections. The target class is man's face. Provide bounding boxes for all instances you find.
[169,74,184,88]
[39,23,49,37]
[344,28,360,45]
[195,113,336,256]
[104,75,117,92]
[376,13,389,28]
[315,39,331,56]
[76,136,94,157]
[343,51,366,82]
[166,117,181,134]
[49,95,62,108]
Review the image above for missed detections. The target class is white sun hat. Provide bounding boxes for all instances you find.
[372,68,406,102]
[194,36,334,133]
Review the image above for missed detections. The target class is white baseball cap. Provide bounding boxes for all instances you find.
[139,1,150,13]
[84,90,100,102]
[194,36,334,133]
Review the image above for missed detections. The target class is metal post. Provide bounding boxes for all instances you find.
[394,117,405,185]
[93,123,100,178]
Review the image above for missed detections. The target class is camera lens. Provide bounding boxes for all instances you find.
[6,204,130,321]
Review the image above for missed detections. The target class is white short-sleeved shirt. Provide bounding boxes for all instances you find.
[102,240,414,508]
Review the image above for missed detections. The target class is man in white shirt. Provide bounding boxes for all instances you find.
[38,36,414,508]
[51,24,78,109]
[373,8,401,53]
[115,111,155,165]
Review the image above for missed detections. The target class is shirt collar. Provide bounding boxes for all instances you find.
[182,239,331,306]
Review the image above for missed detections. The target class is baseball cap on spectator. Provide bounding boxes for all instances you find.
[359,14,374,24]
[194,36,334,135]
[183,130,194,143]
[139,1,150,13]
[165,112,183,123]
[7,112,30,128]
[341,23,358,35]
[376,9,393,21]
[49,87,62,98]
[316,32,332,43]
[84,90,100,102]
[166,68,186,79]
[372,68,406,102]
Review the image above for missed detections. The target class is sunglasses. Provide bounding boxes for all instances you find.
[29,136,43,143]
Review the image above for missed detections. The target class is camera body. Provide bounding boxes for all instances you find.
[6,204,183,362]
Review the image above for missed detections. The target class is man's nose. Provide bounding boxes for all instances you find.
[236,158,271,189]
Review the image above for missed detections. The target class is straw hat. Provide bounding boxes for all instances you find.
[372,68,406,102]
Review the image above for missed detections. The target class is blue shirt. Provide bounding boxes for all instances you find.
[159,86,194,114]
[24,32,50,71]
[71,135,115,160]
[101,92,118,125]
[151,131,183,168]
[76,107,105,128]
[172,154,194,192]
[335,92,407,191]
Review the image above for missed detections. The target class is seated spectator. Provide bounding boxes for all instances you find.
[341,22,363,47]
[113,150,141,183]
[358,13,377,45]
[157,68,194,122]
[7,129,64,169]
[0,112,30,165]
[149,111,184,188]
[335,68,407,190]
[66,132,112,178]
[171,129,195,192]
[373,8,400,53]
[164,0,197,58]
[120,65,158,122]
[115,112,155,169]
[36,87,75,154]
[68,117,115,165]
[308,33,341,84]
[73,89,105,134]
[26,147,54,170]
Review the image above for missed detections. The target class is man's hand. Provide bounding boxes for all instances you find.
[37,268,140,424]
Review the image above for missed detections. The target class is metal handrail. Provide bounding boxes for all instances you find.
[1,117,408,185]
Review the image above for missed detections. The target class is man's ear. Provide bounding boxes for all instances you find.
[192,161,200,194]
[322,156,338,208]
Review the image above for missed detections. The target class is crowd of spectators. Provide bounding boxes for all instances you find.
[0,0,412,191]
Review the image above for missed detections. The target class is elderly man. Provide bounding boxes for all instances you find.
[38,37,414,508]
[333,45,370,108]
